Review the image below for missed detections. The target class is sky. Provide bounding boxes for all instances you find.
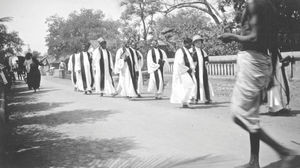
[0,0,121,54]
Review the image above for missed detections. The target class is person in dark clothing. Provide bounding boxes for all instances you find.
[24,53,44,92]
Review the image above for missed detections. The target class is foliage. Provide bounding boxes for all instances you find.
[156,9,239,57]
[0,17,23,61]
[45,9,121,59]
[120,0,163,41]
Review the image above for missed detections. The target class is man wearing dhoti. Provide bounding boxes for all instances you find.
[67,54,77,91]
[114,39,140,98]
[219,0,295,167]
[147,39,170,99]
[75,44,94,94]
[92,38,116,96]
[170,38,196,108]
[267,51,291,113]
[191,35,214,104]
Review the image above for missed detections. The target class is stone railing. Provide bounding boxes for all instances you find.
[167,51,300,80]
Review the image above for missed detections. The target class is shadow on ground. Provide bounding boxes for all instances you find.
[10,109,116,127]
[260,110,300,117]
[262,156,300,168]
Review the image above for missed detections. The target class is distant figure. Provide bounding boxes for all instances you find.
[170,38,196,108]
[24,52,44,92]
[219,0,296,167]
[114,38,141,98]
[74,43,94,94]
[92,37,116,96]
[59,60,66,70]
[147,39,170,99]
[192,35,214,104]
[68,54,77,91]
[267,50,291,113]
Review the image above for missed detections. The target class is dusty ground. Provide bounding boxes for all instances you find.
[2,76,300,168]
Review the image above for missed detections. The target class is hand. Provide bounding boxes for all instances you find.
[218,33,234,43]
[187,68,193,74]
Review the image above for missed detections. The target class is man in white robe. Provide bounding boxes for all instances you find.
[67,54,77,91]
[132,42,144,97]
[170,38,196,108]
[114,40,140,98]
[192,35,214,104]
[92,38,116,96]
[75,44,94,94]
[147,39,170,99]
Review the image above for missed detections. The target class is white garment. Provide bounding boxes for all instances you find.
[114,47,139,97]
[68,54,77,89]
[170,47,196,104]
[147,48,170,95]
[92,47,116,94]
[267,60,290,112]
[135,50,144,94]
[74,52,93,92]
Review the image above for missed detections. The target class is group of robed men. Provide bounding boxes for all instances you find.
[67,36,214,104]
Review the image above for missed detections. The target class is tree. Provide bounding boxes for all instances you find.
[120,0,163,41]
[0,17,23,59]
[45,9,121,59]
[162,0,224,25]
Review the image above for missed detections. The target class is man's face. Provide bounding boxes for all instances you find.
[194,40,204,48]
[100,41,107,49]
[184,42,192,49]
[152,40,158,48]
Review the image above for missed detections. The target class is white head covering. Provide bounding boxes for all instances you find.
[97,37,105,43]
[192,35,204,43]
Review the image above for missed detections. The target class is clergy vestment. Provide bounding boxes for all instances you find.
[92,47,116,95]
[267,57,290,112]
[170,47,196,104]
[67,54,77,90]
[134,50,144,94]
[147,48,170,96]
[114,47,140,97]
[75,52,94,92]
[192,47,214,102]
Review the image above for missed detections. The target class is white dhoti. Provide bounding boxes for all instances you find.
[231,50,272,132]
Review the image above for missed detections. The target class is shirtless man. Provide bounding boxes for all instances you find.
[219,0,296,168]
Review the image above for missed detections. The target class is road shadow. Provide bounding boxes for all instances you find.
[260,110,300,117]
[262,156,300,168]
[5,128,135,168]
[188,104,228,110]
[10,109,116,127]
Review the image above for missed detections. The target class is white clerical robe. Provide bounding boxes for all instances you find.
[267,59,290,112]
[135,50,144,94]
[92,47,116,95]
[68,54,77,89]
[192,47,214,101]
[74,52,94,92]
[147,48,170,95]
[114,47,139,97]
[170,47,196,104]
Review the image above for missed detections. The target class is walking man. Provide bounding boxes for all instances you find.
[92,38,116,96]
[192,35,213,104]
[219,0,296,167]
[68,54,77,91]
[170,38,196,108]
[147,39,170,99]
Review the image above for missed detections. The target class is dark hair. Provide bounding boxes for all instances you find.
[183,38,193,44]
[25,52,33,60]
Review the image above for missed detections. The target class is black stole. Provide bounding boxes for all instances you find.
[278,54,290,105]
[80,52,87,90]
[87,52,94,88]
[71,54,77,84]
[151,48,164,90]
[99,48,105,91]
[200,49,210,100]
[127,48,138,94]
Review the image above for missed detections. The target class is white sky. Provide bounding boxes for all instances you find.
[0,0,121,54]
